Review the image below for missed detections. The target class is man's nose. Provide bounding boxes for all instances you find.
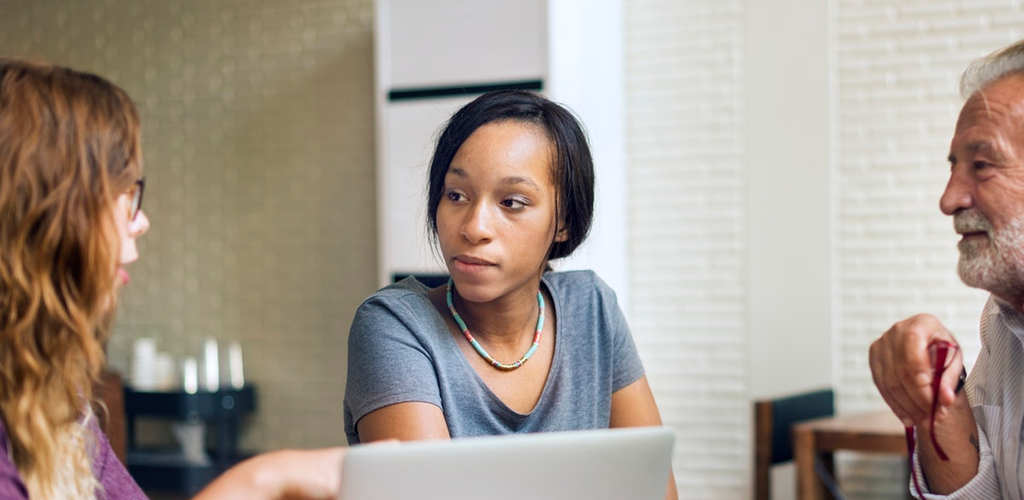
[939,167,974,216]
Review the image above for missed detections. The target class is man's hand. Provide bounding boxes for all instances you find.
[869,314,965,428]
[870,314,978,494]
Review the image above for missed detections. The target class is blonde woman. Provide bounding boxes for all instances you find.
[0,58,344,500]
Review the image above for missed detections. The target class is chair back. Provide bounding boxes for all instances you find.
[753,388,834,500]
[94,368,128,464]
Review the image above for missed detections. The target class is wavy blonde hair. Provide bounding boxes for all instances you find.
[0,58,141,499]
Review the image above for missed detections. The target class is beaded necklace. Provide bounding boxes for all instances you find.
[446,278,544,371]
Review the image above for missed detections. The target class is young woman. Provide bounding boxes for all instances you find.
[0,58,344,500]
[344,90,677,497]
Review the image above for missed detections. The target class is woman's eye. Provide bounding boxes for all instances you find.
[501,198,527,210]
[446,190,465,202]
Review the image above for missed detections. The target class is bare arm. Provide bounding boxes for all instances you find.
[610,376,678,500]
[355,401,451,442]
[917,387,979,493]
[191,448,346,500]
[869,314,978,493]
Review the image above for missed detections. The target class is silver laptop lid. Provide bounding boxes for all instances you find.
[338,426,675,500]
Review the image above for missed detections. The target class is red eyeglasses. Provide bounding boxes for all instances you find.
[905,340,957,498]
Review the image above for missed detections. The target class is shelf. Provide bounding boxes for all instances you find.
[124,386,256,420]
[124,386,257,495]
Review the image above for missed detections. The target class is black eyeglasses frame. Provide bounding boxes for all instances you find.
[130,178,145,222]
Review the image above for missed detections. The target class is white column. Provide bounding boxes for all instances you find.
[547,0,630,315]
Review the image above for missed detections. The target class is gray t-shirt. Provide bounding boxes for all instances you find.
[343,270,645,444]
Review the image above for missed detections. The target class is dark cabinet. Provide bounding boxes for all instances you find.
[124,386,256,495]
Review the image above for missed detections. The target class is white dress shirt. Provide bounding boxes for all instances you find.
[914,295,1021,499]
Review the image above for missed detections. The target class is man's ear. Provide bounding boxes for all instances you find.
[555,226,569,242]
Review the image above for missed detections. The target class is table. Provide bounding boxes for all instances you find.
[793,410,909,500]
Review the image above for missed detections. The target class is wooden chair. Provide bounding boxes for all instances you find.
[94,368,128,464]
[753,388,836,500]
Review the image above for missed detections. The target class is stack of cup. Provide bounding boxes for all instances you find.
[131,338,177,391]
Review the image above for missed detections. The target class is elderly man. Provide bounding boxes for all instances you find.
[870,39,1024,499]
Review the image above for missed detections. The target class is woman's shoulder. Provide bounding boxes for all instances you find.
[88,417,148,500]
[357,276,435,312]
[0,419,29,498]
[543,269,611,296]
[350,277,443,342]
[543,270,623,314]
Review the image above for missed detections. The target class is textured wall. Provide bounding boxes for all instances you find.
[0,0,376,451]
[625,1,748,497]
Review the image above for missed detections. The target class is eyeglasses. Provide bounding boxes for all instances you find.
[129,178,145,222]
[906,340,957,498]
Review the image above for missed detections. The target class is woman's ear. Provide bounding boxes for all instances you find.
[555,226,569,243]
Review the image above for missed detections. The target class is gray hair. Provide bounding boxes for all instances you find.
[960,39,1024,99]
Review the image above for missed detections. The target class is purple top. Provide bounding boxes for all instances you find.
[0,418,147,499]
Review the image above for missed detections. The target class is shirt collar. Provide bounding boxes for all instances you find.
[990,294,1024,340]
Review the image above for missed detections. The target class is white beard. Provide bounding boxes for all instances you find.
[955,209,1024,298]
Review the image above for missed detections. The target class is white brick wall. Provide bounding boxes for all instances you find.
[629,0,1024,498]
[837,1,1024,498]
[626,1,748,498]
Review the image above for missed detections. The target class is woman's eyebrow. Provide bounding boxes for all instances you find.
[501,176,540,190]
[447,168,541,190]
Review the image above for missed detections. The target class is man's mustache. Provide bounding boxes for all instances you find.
[954,209,992,234]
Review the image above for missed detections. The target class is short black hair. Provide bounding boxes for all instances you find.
[426,90,594,261]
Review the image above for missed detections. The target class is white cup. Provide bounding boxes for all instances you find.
[131,338,157,390]
[203,339,219,392]
[228,342,244,389]
[182,357,198,394]
[154,353,177,390]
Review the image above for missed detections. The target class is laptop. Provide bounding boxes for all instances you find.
[338,426,675,500]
